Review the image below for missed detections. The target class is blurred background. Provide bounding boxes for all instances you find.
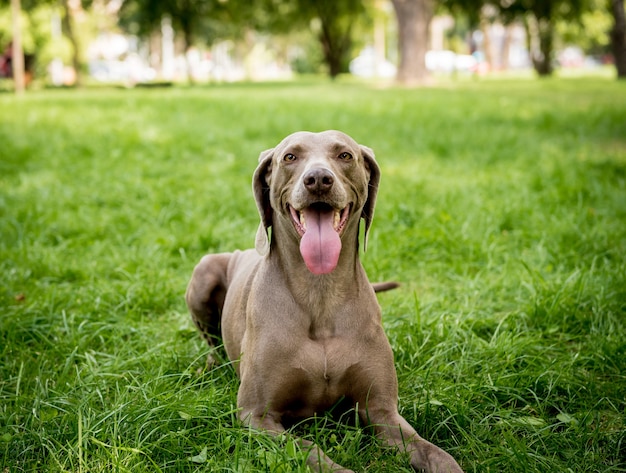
[2,0,625,91]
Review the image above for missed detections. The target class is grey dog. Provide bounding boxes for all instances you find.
[186,130,463,472]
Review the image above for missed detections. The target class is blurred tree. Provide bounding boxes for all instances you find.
[119,0,226,53]
[609,0,626,77]
[60,0,91,86]
[311,0,366,78]
[254,0,367,78]
[119,0,232,81]
[390,0,435,85]
[1,0,37,90]
[10,0,25,92]
[504,0,589,75]
[442,0,590,76]
[1,0,90,86]
[558,0,612,57]
[119,0,370,79]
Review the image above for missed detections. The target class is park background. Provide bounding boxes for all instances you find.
[1,1,626,472]
[2,0,626,89]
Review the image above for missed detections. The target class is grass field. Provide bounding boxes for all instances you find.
[1,77,625,472]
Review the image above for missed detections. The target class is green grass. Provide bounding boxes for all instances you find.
[1,77,625,472]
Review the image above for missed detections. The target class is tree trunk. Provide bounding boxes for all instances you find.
[10,0,25,94]
[525,13,554,77]
[318,21,351,79]
[610,0,626,78]
[181,22,194,83]
[61,0,82,86]
[314,3,353,80]
[501,24,513,70]
[534,17,554,76]
[391,0,434,85]
[480,16,494,70]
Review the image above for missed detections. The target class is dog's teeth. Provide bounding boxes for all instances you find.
[334,210,340,230]
[300,212,306,229]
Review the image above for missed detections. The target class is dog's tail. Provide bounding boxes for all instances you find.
[372,281,400,293]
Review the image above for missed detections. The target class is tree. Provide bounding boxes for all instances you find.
[2,0,38,92]
[443,0,591,76]
[60,0,85,86]
[2,0,90,87]
[119,0,230,81]
[609,0,626,77]
[256,0,367,79]
[119,0,368,80]
[390,0,435,85]
[497,0,589,76]
[557,0,613,57]
[120,0,225,54]
[10,0,25,93]
[311,0,365,78]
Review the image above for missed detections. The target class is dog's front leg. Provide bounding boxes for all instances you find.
[367,409,463,473]
[239,410,354,473]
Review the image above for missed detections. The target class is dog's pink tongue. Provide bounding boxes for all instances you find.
[299,207,341,275]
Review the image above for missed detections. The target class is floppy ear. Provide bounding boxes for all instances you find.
[253,148,274,256]
[360,145,380,252]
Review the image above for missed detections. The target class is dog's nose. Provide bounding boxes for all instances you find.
[303,168,334,193]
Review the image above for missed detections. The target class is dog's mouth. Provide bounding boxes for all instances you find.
[289,203,351,237]
[288,203,351,275]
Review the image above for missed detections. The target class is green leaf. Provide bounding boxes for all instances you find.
[285,437,297,457]
[514,416,546,427]
[189,447,208,463]
[557,413,578,425]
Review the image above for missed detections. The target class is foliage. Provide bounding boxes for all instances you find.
[242,0,370,77]
[316,0,368,76]
[558,2,613,56]
[118,0,233,49]
[117,0,368,78]
[1,77,625,472]
[439,0,483,25]
[0,0,99,84]
[0,4,58,56]
[442,0,597,75]
[285,30,326,74]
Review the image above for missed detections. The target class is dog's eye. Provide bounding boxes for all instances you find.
[283,153,297,162]
[338,152,353,161]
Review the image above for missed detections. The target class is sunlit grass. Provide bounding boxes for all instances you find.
[1,77,625,472]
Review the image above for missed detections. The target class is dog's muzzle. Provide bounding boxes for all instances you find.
[289,203,351,274]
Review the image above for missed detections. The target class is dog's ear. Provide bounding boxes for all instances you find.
[360,145,380,252]
[253,148,274,256]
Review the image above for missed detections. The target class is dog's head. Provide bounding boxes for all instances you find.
[253,130,380,274]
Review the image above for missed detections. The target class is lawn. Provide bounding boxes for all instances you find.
[1,77,625,472]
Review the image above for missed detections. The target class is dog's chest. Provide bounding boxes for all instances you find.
[278,335,360,414]
[305,336,352,374]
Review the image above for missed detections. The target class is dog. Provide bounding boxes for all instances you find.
[186,130,463,472]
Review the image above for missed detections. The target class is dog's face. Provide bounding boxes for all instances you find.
[253,130,380,274]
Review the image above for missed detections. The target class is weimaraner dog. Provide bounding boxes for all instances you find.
[186,130,463,472]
